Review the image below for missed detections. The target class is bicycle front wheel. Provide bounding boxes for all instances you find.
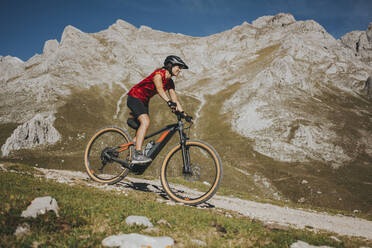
[160,140,222,205]
[84,126,132,184]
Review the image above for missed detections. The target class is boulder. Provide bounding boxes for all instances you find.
[125,216,153,228]
[102,233,174,248]
[21,196,59,218]
[290,241,333,248]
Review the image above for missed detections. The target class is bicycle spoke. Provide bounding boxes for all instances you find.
[161,141,221,205]
[85,127,131,183]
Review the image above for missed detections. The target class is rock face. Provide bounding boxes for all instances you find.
[365,76,372,99]
[341,22,372,66]
[0,13,371,210]
[1,113,60,156]
[0,55,24,82]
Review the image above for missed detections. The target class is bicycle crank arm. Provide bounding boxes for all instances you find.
[111,157,132,169]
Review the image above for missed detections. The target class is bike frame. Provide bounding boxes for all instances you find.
[113,113,191,174]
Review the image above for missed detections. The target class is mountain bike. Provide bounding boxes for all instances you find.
[84,111,222,205]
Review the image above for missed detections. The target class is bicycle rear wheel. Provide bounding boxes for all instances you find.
[160,140,222,205]
[84,126,132,184]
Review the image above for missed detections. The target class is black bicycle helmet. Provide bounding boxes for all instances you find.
[164,55,189,69]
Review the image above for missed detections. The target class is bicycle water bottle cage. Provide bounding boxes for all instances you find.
[127,117,140,130]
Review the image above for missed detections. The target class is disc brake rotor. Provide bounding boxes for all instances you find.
[184,164,201,182]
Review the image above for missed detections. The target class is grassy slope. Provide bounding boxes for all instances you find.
[1,163,371,247]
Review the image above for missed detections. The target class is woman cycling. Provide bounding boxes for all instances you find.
[127,55,189,164]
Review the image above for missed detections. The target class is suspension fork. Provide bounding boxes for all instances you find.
[178,121,191,174]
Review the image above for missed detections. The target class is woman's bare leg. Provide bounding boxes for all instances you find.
[135,114,150,151]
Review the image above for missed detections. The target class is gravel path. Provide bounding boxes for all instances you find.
[23,167,372,240]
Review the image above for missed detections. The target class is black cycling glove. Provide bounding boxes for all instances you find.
[185,115,193,123]
[167,100,177,109]
[180,112,193,123]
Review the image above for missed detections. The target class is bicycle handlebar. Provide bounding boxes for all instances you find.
[174,111,193,123]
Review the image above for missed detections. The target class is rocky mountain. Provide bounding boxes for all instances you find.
[1,13,371,213]
[341,22,372,66]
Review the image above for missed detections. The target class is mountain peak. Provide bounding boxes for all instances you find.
[60,25,85,46]
[252,13,296,28]
[43,39,59,55]
[139,25,153,31]
[114,19,137,30]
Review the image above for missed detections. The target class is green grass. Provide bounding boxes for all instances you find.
[1,164,371,247]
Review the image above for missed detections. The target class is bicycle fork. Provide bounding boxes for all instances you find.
[179,121,191,174]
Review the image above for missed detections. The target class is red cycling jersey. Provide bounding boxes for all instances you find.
[128,69,175,105]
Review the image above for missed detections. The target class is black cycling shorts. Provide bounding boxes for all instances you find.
[127,95,149,118]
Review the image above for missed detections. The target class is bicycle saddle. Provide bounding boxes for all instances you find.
[127,116,140,130]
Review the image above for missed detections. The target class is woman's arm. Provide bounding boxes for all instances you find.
[169,88,184,112]
[154,74,171,102]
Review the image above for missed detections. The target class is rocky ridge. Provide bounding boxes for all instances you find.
[341,22,372,66]
[1,14,371,164]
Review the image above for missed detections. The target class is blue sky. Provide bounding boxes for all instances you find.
[1,0,371,61]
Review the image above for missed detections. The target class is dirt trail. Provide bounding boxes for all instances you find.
[14,167,372,240]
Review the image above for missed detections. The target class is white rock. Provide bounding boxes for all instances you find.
[191,239,207,247]
[142,227,160,233]
[290,240,333,248]
[166,201,176,206]
[298,197,306,203]
[21,196,59,218]
[330,236,341,242]
[203,181,211,186]
[14,223,30,236]
[125,216,153,228]
[102,233,174,248]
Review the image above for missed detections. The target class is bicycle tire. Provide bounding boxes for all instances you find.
[84,126,132,184]
[160,140,222,205]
